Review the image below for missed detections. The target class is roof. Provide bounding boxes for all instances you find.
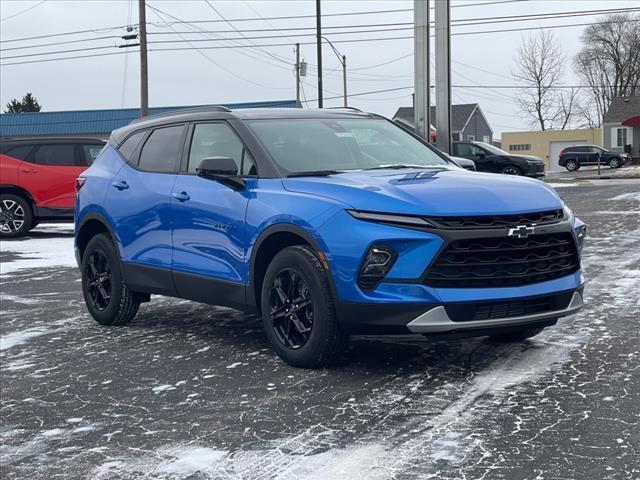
[0,100,297,138]
[603,96,640,124]
[393,104,480,132]
[111,107,377,144]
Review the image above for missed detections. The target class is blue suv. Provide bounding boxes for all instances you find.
[75,107,586,368]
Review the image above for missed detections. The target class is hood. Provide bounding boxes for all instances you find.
[513,154,544,163]
[283,168,562,216]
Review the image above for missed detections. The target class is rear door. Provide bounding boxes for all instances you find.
[105,125,185,277]
[20,143,85,209]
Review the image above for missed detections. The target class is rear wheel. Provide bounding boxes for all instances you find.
[490,327,544,342]
[608,157,621,169]
[500,165,521,175]
[0,194,33,238]
[565,159,578,171]
[81,233,140,326]
[261,245,348,368]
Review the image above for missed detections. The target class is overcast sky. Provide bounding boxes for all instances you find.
[0,0,635,137]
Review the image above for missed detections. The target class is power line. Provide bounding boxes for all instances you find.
[0,0,46,22]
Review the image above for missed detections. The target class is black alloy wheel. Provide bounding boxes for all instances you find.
[269,268,314,349]
[84,249,112,311]
[501,166,521,175]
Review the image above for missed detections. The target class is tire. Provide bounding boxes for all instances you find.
[260,245,349,368]
[0,193,33,238]
[565,159,578,172]
[500,165,522,175]
[81,233,139,326]
[608,157,621,169]
[490,327,544,342]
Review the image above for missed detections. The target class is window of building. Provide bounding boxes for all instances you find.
[188,123,255,175]
[508,144,532,152]
[138,125,185,173]
[33,144,77,166]
[613,127,629,148]
[467,135,475,141]
[483,136,490,143]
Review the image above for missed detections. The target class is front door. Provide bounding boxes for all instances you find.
[170,122,257,303]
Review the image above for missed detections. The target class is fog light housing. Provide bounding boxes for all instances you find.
[575,225,587,253]
[358,245,398,291]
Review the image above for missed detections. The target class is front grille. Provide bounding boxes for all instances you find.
[425,209,562,230]
[445,291,574,322]
[424,232,579,288]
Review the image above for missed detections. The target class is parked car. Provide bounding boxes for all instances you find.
[75,107,586,368]
[452,141,545,178]
[558,145,631,171]
[0,137,105,237]
[447,155,476,171]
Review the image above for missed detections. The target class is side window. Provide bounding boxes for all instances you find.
[455,143,473,157]
[82,144,105,165]
[33,144,76,166]
[5,145,33,160]
[138,125,184,173]
[188,123,256,176]
[117,131,146,164]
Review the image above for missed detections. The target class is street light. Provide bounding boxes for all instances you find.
[322,36,347,107]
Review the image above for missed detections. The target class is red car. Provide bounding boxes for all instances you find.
[0,137,105,237]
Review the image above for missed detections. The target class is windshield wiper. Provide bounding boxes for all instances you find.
[363,164,439,170]
[287,169,345,178]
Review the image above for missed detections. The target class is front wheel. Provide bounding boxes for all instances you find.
[81,233,140,326]
[500,165,521,175]
[261,245,348,368]
[0,194,33,238]
[608,157,621,169]
[565,159,578,171]
[490,327,544,342]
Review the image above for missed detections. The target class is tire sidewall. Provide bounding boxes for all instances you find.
[0,193,33,238]
[81,234,126,325]
[501,165,521,175]
[565,159,577,171]
[260,247,337,367]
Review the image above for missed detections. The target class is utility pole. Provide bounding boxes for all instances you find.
[414,0,430,141]
[316,0,323,108]
[435,0,452,153]
[295,43,301,108]
[138,0,149,117]
[342,54,347,107]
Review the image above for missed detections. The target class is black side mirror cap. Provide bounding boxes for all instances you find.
[196,156,246,190]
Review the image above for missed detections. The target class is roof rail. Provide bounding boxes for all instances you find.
[325,106,364,112]
[130,105,232,124]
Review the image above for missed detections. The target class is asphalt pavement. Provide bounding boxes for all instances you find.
[1,180,639,480]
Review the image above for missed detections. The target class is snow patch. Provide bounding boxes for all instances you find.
[0,317,80,351]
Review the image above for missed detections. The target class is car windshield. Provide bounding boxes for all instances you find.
[475,141,509,156]
[247,118,449,174]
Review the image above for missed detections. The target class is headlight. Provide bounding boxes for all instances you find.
[575,225,587,253]
[347,210,436,228]
[563,204,574,224]
[358,245,398,291]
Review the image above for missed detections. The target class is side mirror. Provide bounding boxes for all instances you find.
[196,157,245,190]
[476,152,486,159]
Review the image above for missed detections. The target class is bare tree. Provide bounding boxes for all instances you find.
[513,31,568,130]
[574,13,640,126]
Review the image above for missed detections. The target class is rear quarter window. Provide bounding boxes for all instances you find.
[117,131,146,165]
[3,145,33,160]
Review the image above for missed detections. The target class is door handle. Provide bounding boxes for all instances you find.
[172,191,190,202]
[20,168,37,173]
[111,180,129,190]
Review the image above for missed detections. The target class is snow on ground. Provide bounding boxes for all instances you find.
[0,224,75,275]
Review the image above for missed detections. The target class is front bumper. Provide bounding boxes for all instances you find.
[336,287,584,335]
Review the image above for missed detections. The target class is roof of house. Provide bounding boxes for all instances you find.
[603,96,640,124]
[0,100,297,137]
[393,104,480,132]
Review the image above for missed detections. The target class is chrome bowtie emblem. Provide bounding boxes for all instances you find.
[508,224,535,238]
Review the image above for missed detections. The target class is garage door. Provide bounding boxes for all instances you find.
[548,140,587,171]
